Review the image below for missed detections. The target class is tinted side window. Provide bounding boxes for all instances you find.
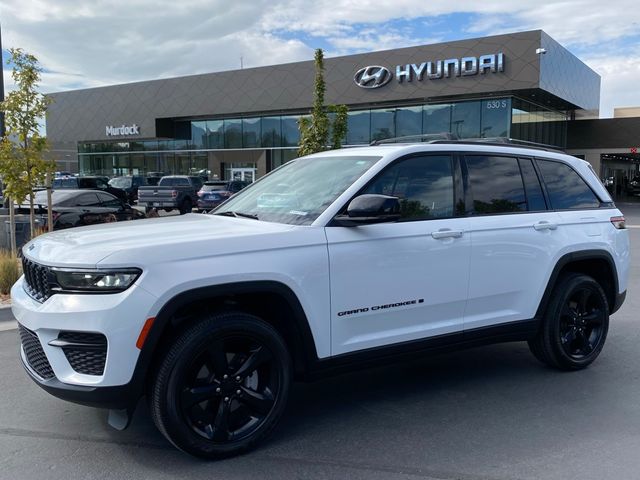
[75,193,101,207]
[536,160,600,209]
[518,158,547,211]
[466,155,526,214]
[363,155,454,220]
[96,192,122,208]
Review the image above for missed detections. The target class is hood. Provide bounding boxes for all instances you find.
[24,214,300,268]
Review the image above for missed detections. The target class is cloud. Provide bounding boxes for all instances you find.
[0,0,638,118]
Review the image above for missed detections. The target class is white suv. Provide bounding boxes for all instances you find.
[12,141,629,458]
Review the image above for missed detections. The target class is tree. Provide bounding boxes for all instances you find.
[298,49,348,156]
[0,48,55,254]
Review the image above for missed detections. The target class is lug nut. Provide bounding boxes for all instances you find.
[235,376,241,381]
[236,389,241,395]
[223,374,228,379]
[216,387,221,393]
[224,397,229,402]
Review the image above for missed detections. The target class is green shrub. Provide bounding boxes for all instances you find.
[0,250,20,295]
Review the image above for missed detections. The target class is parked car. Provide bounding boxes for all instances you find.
[137,175,203,214]
[22,189,146,230]
[196,180,250,211]
[146,172,165,186]
[52,176,129,202]
[13,140,629,459]
[626,176,640,196]
[108,175,148,204]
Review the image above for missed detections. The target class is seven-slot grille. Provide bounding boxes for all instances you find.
[18,325,54,379]
[21,257,52,302]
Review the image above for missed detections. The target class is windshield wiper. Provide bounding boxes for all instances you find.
[215,211,259,220]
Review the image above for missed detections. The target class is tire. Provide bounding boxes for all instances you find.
[528,273,609,370]
[150,312,292,459]
[179,199,192,215]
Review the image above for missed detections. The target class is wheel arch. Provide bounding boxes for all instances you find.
[536,249,619,320]
[129,281,319,401]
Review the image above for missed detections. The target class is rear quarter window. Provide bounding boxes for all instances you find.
[536,159,600,209]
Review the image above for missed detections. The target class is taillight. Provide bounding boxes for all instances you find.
[197,190,204,197]
[51,212,61,224]
[610,216,626,229]
[171,190,177,198]
[220,191,231,197]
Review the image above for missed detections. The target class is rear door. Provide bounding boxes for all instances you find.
[463,154,563,330]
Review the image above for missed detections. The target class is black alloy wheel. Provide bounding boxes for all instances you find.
[528,273,609,370]
[558,286,606,359]
[150,313,292,459]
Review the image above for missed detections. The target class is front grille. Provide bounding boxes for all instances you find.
[58,331,107,376]
[18,325,55,379]
[22,257,52,302]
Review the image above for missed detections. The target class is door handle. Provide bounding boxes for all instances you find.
[431,229,463,239]
[533,221,557,231]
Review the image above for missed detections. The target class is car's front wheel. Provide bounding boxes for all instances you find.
[528,273,609,370]
[150,312,292,459]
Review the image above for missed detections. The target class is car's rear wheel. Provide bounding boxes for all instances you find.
[528,273,609,370]
[179,199,192,215]
[150,312,292,459]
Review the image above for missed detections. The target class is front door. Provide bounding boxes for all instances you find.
[326,154,471,355]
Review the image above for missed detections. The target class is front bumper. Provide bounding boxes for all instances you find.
[12,276,158,392]
[20,350,136,410]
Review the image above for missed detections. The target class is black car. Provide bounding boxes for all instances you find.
[52,176,128,202]
[196,180,250,211]
[108,175,148,203]
[29,189,146,230]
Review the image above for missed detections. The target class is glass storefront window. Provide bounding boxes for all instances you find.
[423,104,451,135]
[396,106,422,137]
[207,120,224,149]
[451,101,481,138]
[347,110,370,144]
[510,98,567,147]
[480,98,510,138]
[242,118,261,148]
[370,108,395,142]
[224,119,242,149]
[262,116,282,147]
[282,115,301,147]
[191,121,208,149]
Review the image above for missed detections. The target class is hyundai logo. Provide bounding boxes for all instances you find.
[354,66,393,89]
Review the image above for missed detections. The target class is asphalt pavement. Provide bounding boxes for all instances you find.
[1,205,640,479]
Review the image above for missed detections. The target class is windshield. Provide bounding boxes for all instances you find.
[52,178,78,188]
[109,177,132,188]
[214,155,381,225]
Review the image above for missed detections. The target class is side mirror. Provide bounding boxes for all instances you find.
[334,194,401,226]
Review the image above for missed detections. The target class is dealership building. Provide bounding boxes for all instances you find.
[46,30,640,185]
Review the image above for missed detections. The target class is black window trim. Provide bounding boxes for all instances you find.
[532,156,606,211]
[328,151,462,226]
[462,153,532,217]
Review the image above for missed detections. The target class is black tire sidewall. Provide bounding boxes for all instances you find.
[151,313,292,459]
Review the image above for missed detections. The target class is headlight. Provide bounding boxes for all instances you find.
[51,268,141,293]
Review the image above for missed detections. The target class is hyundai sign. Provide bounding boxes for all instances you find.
[354,53,505,89]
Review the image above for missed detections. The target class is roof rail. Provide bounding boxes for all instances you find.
[370,134,565,153]
[370,133,458,146]
[432,137,565,153]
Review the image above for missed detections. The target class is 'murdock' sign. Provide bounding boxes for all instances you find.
[106,124,140,136]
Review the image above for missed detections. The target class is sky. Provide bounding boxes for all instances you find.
[0,0,639,119]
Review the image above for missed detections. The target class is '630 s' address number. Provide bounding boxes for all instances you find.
[486,100,508,109]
